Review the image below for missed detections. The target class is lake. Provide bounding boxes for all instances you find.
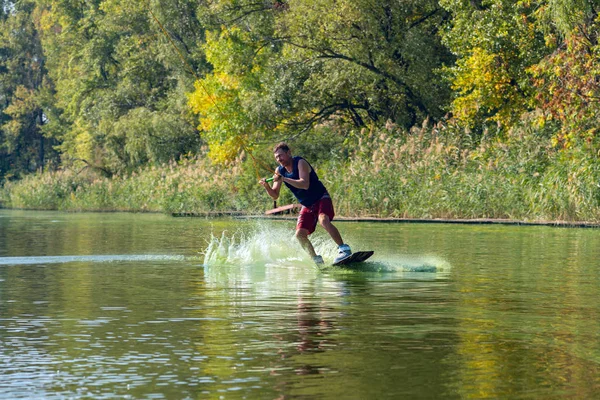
[1,209,600,398]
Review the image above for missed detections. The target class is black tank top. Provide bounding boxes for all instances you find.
[278,156,327,206]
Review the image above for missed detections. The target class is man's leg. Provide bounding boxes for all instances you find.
[319,213,352,263]
[318,214,343,246]
[296,228,317,257]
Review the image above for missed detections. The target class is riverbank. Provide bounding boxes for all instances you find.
[167,211,600,229]
[2,122,600,223]
[241,215,600,228]
[3,204,600,229]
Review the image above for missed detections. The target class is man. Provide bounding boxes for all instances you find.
[259,142,352,265]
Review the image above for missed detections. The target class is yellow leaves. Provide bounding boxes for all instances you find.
[449,47,520,127]
[530,22,600,143]
[551,132,575,149]
[189,23,275,165]
[188,73,240,123]
[453,48,497,93]
[4,86,38,117]
[208,136,249,166]
[188,70,254,164]
[215,72,240,90]
[74,130,95,162]
[545,33,558,47]
[3,120,23,137]
[38,7,60,34]
[534,113,549,128]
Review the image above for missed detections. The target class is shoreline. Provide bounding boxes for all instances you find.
[172,212,600,229]
[3,207,599,228]
[241,216,600,228]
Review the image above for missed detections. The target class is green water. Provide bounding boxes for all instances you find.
[1,210,600,398]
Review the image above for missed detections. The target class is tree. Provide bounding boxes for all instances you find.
[189,0,453,162]
[0,0,57,181]
[439,0,549,130]
[274,0,453,127]
[529,1,600,147]
[37,0,207,174]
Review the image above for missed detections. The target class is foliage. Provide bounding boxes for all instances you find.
[439,0,548,129]
[188,25,274,163]
[439,0,600,144]
[321,119,600,221]
[36,0,205,174]
[0,0,58,182]
[274,0,453,125]
[3,0,600,223]
[5,121,600,222]
[530,14,600,147]
[190,0,453,162]
[1,152,260,212]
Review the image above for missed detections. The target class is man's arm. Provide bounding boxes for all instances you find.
[259,171,283,200]
[281,159,311,190]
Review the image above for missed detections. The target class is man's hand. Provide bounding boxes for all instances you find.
[258,171,282,187]
[259,170,281,201]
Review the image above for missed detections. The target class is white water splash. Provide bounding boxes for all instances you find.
[201,225,336,291]
[203,225,332,267]
[201,224,450,274]
[321,255,451,274]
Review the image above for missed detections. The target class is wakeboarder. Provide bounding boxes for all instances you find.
[259,142,352,265]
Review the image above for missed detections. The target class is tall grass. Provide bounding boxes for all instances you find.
[1,155,265,213]
[324,118,600,221]
[2,119,600,222]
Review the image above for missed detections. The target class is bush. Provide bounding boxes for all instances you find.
[3,118,600,222]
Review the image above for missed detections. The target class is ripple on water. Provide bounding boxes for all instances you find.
[0,254,186,266]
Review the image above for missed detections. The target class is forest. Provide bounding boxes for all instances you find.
[1,0,600,221]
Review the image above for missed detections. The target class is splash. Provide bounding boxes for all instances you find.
[203,225,329,267]
[201,225,334,290]
[320,255,451,274]
[202,224,451,274]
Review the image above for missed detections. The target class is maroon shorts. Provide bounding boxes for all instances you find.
[296,196,335,235]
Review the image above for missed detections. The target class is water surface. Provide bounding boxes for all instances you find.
[1,210,600,398]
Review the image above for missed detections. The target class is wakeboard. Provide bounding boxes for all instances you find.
[332,251,374,266]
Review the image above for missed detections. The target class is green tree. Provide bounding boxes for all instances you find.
[0,0,57,181]
[439,0,549,129]
[274,0,453,127]
[37,0,207,174]
[190,0,453,162]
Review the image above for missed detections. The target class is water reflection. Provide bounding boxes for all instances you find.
[3,210,600,398]
[439,225,600,398]
[0,254,186,265]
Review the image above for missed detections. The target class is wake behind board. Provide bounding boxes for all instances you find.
[332,251,374,266]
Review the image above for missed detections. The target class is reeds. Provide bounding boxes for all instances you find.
[2,119,600,222]
[1,155,264,213]
[322,119,600,222]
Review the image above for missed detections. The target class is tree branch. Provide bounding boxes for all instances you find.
[409,7,442,30]
[273,38,429,115]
